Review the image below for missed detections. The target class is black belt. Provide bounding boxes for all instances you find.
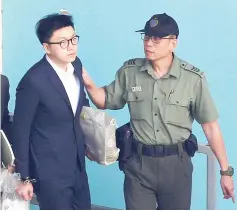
[132,140,187,157]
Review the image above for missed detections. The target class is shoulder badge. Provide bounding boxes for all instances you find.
[180,62,204,77]
[123,58,144,67]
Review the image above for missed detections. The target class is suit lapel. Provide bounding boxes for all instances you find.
[74,66,83,118]
[44,56,85,118]
[45,58,73,114]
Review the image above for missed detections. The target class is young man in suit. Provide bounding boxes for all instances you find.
[12,13,91,210]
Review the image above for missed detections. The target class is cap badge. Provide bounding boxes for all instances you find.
[150,18,159,27]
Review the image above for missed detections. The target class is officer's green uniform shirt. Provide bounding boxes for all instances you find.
[104,55,219,145]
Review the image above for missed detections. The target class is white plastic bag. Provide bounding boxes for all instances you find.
[0,168,29,210]
[80,106,120,165]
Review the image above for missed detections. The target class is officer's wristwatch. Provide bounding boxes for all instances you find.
[220,166,234,176]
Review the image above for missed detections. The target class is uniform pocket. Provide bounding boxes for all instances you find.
[127,91,146,102]
[127,92,149,120]
[165,97,191,127]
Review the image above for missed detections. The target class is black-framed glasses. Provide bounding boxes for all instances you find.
[140,33,175,44]
[46,35,79,49]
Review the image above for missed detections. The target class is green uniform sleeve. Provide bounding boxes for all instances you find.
[104,68,126,110]
[193,75,219,124]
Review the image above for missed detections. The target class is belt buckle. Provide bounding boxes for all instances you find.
[155,145,164,156]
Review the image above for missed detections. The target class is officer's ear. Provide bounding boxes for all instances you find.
[169,35,178,51]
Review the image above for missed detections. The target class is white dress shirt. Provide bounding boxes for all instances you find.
[46,56,80,115]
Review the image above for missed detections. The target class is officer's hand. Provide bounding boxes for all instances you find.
[82,67,95,89]
[221,176,235,203]
[16,182,34,201]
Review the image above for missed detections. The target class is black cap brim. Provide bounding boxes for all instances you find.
[135,29,145,33]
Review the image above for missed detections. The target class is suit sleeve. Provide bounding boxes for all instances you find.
[12,76,39,178]
[1,75,10,119]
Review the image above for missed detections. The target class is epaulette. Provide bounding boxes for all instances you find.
[123,58,144,67]
[180,62,204,77]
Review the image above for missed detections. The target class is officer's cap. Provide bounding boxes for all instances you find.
[136,13,179,38]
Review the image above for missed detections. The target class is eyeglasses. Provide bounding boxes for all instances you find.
[141,33,175,44]
[46,35,79,49]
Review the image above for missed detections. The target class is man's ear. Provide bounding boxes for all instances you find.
[171,38,178,51]
[43,43,51,54]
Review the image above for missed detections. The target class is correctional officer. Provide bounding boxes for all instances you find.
[82,13,235,210]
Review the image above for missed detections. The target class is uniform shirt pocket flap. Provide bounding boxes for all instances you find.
[127,92,146,102]
[165,97,191,127]
[167,97,189,107]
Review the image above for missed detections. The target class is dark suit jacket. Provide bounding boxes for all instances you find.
[12,56,89,181]
[1,74,12,141]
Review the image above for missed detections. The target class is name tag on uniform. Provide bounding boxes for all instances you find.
[131,86,142,92]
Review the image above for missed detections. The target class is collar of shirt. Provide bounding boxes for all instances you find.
[140,54,181,79]
[46,55,75,78]
[46,55,80,116]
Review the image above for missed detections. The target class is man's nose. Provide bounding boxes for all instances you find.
[145,38,153,46]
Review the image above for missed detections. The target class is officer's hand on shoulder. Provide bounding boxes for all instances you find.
[82,67,95,89]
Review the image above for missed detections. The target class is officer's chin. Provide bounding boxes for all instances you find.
[145,54,154,61]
